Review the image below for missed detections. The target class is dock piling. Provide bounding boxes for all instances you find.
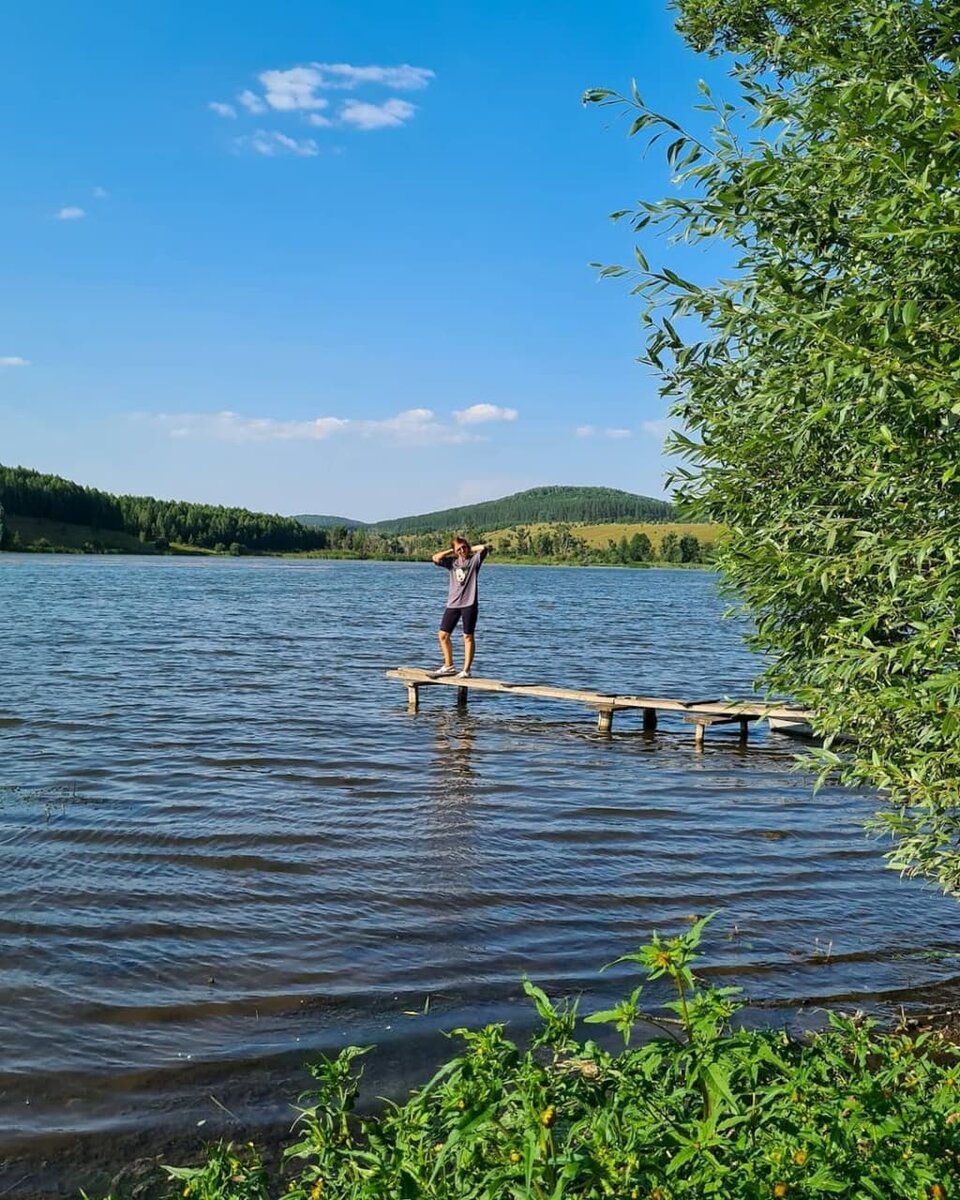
[597,709,614,735]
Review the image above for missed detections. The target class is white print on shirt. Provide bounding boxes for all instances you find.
[455,566,467,583]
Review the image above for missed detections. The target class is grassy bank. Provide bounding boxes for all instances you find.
[102,920,959,1200]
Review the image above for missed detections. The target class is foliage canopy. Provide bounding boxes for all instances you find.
[588,0,960,893]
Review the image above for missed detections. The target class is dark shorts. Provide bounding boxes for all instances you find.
[440,603,479,635]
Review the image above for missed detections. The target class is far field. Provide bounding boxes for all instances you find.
[484,521,719,553]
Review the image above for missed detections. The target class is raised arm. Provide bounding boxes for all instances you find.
[432,547,455,565]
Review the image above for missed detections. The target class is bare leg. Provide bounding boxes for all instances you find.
[463,633,476,674]
[438,629,454,669]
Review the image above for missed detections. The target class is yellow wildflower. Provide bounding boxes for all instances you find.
[792,1150,807,1167]
[540,1104,557,1128]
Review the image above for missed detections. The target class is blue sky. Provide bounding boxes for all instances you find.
[0,1,732,521]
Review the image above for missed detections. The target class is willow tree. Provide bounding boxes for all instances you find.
[588,0,960,893]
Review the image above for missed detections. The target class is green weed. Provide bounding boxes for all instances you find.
[150,918,958,1199]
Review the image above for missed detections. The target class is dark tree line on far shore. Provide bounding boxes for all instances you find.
[0,465,329,553]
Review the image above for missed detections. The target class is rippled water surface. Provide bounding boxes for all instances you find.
[2,556,959,1182]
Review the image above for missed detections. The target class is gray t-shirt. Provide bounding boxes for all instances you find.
[441,549,486,608]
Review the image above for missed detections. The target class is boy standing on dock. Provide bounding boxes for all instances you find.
[429,536,490,678]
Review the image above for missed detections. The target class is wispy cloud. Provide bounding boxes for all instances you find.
[0,356,30,367]
[216,61,434,151]
[147,407,484,446]
[576,425,632,439]
[260,67,333,111]
[92,186,109,198]
[454,403,518,425]
[237,130,320,157]
[257,64,433,110]
[311,63,434,91]
[237,89,267,114]
[56,206,86,220]
[339,98,416,130]
[641,419,672,438]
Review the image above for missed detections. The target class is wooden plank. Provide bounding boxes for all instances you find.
[682,713,757,727]
[385,669,816,726]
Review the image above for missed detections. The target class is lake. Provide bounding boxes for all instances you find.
[2,555,959,1191]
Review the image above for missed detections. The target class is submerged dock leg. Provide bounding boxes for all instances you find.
[406,684,419,713]
[739,716,750,742]
[643,707,658,732]
[693,721,706,749]
[457,686,468,707]
[597,708,614,734]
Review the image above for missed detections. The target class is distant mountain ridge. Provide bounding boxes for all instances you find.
[297,486,675,535]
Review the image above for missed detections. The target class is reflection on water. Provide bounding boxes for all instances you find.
[1,555,959,1185]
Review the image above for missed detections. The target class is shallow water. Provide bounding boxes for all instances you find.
[1,556,958,1181]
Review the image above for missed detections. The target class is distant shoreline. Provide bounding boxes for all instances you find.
[0,547,714,569]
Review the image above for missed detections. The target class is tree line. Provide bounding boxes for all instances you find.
[315,523,712,565]
[0,465,330,554]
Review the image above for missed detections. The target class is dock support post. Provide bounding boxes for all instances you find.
[597,709,614,734]
[739,717,750,742]
[457,686,468,708]
[643,707,658,732]
[406,684,419,713]
[693,721,706,749]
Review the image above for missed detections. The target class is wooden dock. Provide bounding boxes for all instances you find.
[385,667,815,746]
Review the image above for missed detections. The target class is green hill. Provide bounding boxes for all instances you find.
[0,464,328,554]
[371,486,675,535]
[295,514,369,529]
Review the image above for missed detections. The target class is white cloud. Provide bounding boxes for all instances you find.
[147,407,477,446]
[313,63,434,91]
[641,419,672,438]
[454,403,518,425]
[56,206,86,220]
[259,67,332,111]
[238,130,319,157]
[92,186,109,198]
[217,63,434,143]
[0,356,29,367]
[257,64,433,110]
[576,424,633,439]
[339,98,416,130]
[237,89,267,114]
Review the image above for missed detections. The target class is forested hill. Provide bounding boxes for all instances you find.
[369,486,675,535]
[0,464,327,553]
[296,514,369,530]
